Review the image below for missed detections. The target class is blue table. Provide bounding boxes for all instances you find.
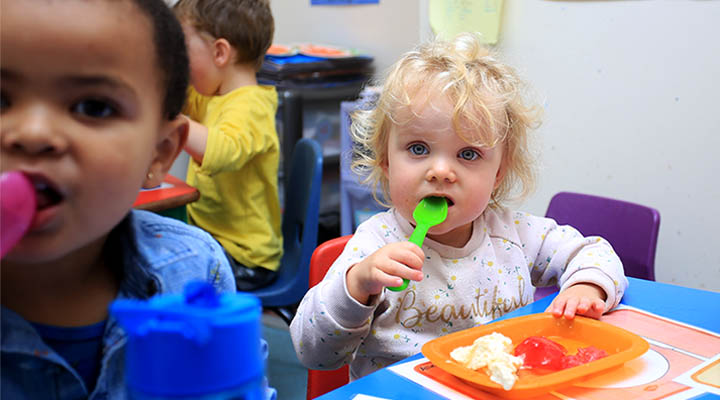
[318,278,720,399]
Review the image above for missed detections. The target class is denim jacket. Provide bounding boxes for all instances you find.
[1,210,236,400]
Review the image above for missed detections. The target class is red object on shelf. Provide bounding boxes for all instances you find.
[133,175,199,212]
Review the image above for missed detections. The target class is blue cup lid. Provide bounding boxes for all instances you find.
[111,281,263,397]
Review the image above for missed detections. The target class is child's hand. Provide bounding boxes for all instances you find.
[545,283,607,320]
[346,242,425,305]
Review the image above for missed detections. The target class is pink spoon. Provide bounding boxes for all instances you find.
[1,171,36,258]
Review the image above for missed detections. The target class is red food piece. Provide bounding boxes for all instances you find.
[577,346,608,363]
[514,336,567,370]
[560,346,607,368]
[560,354,583,369]
[516,337,608,371]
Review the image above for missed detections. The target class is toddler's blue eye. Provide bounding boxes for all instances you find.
[459,149,480,161]
[409,143,428,155]
[73,99,116,119]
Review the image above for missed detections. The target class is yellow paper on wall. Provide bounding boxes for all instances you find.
[429,0,504,44]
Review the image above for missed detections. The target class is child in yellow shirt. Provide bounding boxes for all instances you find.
[174,0,283,291]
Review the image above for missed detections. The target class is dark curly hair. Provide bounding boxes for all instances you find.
[130,0,189,120]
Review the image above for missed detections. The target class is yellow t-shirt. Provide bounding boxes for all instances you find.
[184,85,283,271]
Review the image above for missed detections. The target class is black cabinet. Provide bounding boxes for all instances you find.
[275,83,365,210]
[274,82,365,240]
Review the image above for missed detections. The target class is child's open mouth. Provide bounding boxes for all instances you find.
[32,179,64,210]
[430,196,454,207]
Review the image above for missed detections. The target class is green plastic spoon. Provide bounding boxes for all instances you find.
[387,196,448,292]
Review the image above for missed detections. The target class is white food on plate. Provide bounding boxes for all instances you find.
[449,332,523,390]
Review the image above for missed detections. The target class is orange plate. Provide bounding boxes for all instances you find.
[267,44,297,56]
[421,313,649,399]
[298,43,353,58]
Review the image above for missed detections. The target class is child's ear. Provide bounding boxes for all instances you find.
[212,38,233,68]
[143,116,189,189]
[380,157,390,178]
[494,157,508,190]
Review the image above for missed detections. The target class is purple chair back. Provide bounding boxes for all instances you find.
[535,192,660,301]
[546,191,660,280]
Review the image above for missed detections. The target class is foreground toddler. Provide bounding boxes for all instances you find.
[1,1,235,398]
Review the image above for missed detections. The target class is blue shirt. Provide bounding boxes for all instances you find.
[1,210,236,400]
[31,320,107,393]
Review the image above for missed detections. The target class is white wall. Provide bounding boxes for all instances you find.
[489,1,720,292]
[270,0,425,75]
[174,1,720,292]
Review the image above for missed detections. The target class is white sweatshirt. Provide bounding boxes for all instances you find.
[290,207,628,380]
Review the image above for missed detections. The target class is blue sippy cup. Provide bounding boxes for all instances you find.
[111,281,264,400]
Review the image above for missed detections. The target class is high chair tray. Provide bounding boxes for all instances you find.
[421,313,649,399]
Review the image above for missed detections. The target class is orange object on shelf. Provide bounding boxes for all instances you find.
[421,313,649,399]
[267,44,297,56]
[298,43,353,58]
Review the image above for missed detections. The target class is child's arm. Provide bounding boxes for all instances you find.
[188,95,277,176]
[515,212,627,319]
[535,224,626,319]
[183,115,209,164]
[289,243,380,370]
[290,277,372,371]
[180,88,209,164]
[290,224,420,371]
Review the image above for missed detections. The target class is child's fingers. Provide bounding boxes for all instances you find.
[386,244,426,280]
[575,297,593,314]
[394,246,426,270]
[574,298,606,319]
[379,243,423,268]
[377,256,423,283]
[546,284,608,321]
[359,262,410,293]
[591,298,606,315]
[546,297,567,317]
[594,298,605,311]
[575,300,604,319]
[375,269,405,288]
[561,297,580,319]
[391,261,423,282]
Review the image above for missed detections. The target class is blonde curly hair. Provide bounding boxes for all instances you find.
[351,32,542,209]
